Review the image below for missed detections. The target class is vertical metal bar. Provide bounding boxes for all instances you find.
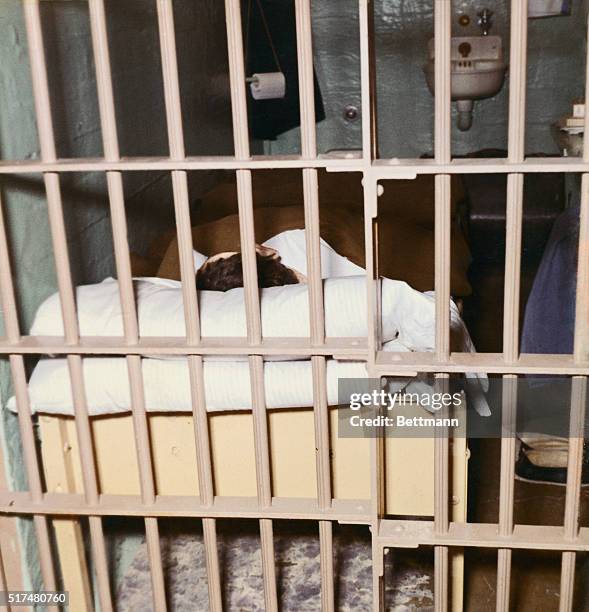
[23,2,78,344]
[8,356,58,603]
[502,174,523,361]
[202,518,223,612]
[433,375,450,612]
[560,37,589,604]
[155,0,185,161]
[0,191,57,600]
[236,170,262,343]
[145,516,167,611]
[312,357,334,610]
[558,377,587,612]
[503,0,527,358]
[66,356,113,611]
[434,0,452,611]
[433,0,452,359]
[22,5,97,603]
[22,0,57,164]
[154,7,223,607]
[189,357,222,612]
[359,0,373,161]
[87,6,169,609]
[496,4,528,610]
[249,355,278,611]
[432,1,452,610]
[224,0,260,342]
[249,357,274,520]
[295,0,317,159]
[224,0,250,160]
[0,197,21,345]
[295,0,325,344]
[127,354,168,611]
[434,175,451,361]
[302,170,324,342]
[496,376,518,612]
[88,517,113,612]
[292,9,333,605]
[433,0,451,165]
[358,3,383,608]
[155,0,201,341]
[507,0,529,164]
[559,37,589,599]
[89,0,139,341]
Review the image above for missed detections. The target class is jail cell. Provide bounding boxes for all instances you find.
[0,0,587,610]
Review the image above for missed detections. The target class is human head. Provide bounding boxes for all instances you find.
[196,245,303,291]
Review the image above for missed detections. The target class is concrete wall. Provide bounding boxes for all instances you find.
[0,0,233,593]
[268,0,587,158]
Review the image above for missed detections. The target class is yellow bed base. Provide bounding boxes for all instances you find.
[38,406,468,611]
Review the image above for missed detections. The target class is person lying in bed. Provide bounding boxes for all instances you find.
[194,229,365,291]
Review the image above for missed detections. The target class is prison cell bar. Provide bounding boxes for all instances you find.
[432,0,453,609]
[5,155,589,175]
[27,0,167,607]
[87,0,171,606]
[356,1,387,609]
[224,2,280,610]
[153,1,224,609]
[0,192,58,609]
[293,1,337,609]
[496,1,529,610]
[558,13,589,609]
[22,2,116,610]
[0,1,587,611]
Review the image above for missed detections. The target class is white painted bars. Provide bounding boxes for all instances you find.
[433,1,452,610]
[0,1,586,612]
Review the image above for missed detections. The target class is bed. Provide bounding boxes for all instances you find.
[11,174,480,610]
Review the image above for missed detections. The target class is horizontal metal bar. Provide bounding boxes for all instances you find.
[0,335,367,357]
[372,157,589,176]
[378,520,589,552]
[0,492,370,523]
[1,156,589,175]
[4,338,589,374]
[376,351,589,375]
[0,155,362,174]
[3,338,589,376]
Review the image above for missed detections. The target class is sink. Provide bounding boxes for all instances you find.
[423,35,507,131]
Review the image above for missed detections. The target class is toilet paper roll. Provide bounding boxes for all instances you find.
[249,72,286,100]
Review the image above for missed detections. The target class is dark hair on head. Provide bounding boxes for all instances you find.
[196,251,300,292]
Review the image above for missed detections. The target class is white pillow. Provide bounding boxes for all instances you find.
[192,229,365,278]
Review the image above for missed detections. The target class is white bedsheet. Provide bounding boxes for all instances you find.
[9,358,378,415]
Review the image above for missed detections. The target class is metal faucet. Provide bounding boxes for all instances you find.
[477,9,493,36]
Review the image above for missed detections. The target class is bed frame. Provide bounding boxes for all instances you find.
[39,402,468,611]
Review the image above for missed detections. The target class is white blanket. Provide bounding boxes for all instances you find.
[30,275,453,348]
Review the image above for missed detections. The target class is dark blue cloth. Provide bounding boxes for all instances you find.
[521,206,579,355]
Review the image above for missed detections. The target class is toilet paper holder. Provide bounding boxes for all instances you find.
[244,0,286,101]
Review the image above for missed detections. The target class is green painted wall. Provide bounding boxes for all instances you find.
[268,0,587,157]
